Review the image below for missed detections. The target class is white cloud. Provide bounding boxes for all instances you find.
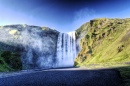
[72,8,96,30]
[71,8,111,30]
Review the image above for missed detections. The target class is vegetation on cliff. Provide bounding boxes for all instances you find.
[0,25,59,71]
[0,51,22,72]
[75,18,130,65]
[75,18,130,85]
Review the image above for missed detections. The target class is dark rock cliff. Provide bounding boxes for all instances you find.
[0,24,59,70]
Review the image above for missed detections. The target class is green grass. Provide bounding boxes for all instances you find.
[91,64,130,86]
[0,58,12,72]
[75,18,130,64]
[75,18,130,86]
[76,63,130,86]
[117,66,130,86]
[0,51,22,72]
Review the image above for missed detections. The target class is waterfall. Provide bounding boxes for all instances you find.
[56,31,76,67]
[21,29,77,69]
[0,25,78,70]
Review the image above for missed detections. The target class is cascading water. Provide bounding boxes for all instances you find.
[56,31,76,67]
[22,29,77,69]
[23,31,77,68]
[0,25,78,70]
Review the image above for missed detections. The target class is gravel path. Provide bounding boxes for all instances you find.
[0,68,122,86]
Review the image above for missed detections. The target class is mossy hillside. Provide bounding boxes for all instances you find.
[0,51,22,72]
[75,18,130,65]
[75,18,130,86]
[75,22,89,39]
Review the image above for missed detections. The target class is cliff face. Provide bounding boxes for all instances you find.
[0,24,59,71]
[1,18,130,71]
[75,18,130,66]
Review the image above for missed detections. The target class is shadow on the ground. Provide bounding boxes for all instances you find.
[114,65,130,86]
[1,66,129,86]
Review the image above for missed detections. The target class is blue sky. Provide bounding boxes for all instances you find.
[0,0,130,32]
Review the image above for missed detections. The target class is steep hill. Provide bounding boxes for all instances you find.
[75,18,130,66]
[74,18,130,85]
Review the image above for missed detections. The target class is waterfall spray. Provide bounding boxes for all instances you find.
[56,31,76,67]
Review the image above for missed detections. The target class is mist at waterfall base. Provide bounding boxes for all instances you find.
[37,31,77,69]
[0,26,77,69]
[30,32,77,69]
[25,31,77,69]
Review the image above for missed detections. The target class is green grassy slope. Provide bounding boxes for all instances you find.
[75,18,130,66]
[75,18,130,86]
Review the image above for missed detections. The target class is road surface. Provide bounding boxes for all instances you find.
[0,68,122,86]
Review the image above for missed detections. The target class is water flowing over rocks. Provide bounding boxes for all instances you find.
[0,24,78,70]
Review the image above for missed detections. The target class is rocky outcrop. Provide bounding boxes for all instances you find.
[0,24,59,70]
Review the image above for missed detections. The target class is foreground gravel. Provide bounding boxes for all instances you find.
[0,68,122,86]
